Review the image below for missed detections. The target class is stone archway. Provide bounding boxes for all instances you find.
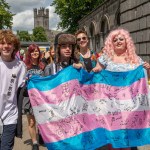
[99,14,110,50]
[115,9,120,27]
[89,21,97,51]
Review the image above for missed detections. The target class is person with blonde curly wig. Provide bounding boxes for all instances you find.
[93,28,150,150]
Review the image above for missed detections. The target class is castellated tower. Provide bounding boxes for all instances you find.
[34,7,55,42]
[34,7,49,30]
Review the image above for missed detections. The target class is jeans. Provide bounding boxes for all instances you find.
[0,124,16,150]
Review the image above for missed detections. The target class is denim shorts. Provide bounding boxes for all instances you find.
[0,119,3,141]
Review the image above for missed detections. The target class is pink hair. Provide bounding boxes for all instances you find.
[103,28,140,64]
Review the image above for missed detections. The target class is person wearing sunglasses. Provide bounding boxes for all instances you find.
[73,29,99,72]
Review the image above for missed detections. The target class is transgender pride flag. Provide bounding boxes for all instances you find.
[28,65,150,150]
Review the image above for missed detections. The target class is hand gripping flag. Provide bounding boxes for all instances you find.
[28,65,150,150]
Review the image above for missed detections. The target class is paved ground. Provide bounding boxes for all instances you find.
[13,115,150,150]
[13,115,47,150]
[138,146,150,150]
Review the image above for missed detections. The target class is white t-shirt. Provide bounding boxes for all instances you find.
[0,57,26,125]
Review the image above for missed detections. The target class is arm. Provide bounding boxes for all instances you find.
[44,51,51,60]
[92,52,107,72]
[143,61,150,79]
[41,51,51,66]
[72,62,83,69]
[92,61,104,72]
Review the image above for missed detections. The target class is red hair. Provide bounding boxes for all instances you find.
[24,44,45,70]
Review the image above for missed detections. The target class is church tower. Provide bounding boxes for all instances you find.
[34,7,49,30]
[33,7,57,43]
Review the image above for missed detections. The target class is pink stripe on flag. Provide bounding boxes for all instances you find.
[38,110,150,143]
[29,78,147,106]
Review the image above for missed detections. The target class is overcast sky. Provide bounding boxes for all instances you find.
[6,0,60,32]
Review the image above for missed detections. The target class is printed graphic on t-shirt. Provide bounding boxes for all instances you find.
[27,69,43,76]
[7,74,17,97]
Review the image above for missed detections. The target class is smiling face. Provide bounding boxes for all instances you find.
[60,44,72,59]
[113,34,126,55]
[30,48,40,60]
[0,38,14,61]
[76,33,88,49]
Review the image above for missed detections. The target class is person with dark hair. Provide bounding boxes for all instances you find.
[0,30,26,150]
[23,44,46,150]
[55,33,77,68]
[44,33,77,75]
[31,33,77,146]
[54,32,64,52]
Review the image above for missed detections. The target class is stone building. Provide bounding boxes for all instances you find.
[34,7,55,42]
[78,0,150,62]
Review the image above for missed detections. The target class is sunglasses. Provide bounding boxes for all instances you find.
[77,36,87,42]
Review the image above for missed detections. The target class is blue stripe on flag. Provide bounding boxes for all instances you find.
[28,65,145,91]
[45,127,150,150]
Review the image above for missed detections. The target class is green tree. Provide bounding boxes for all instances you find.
[17,30,32,41]
[51,0,104,33]
[0,0,14,29]
[32,26,48,42]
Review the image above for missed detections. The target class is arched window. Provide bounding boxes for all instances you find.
[99,15,110,49]
[89,22,96,50]
[95,34,100,52]
[101,18,109,40]
[115,10,120,26]
[89,22,95,37]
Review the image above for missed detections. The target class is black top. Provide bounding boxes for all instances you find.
[82,57,93,72]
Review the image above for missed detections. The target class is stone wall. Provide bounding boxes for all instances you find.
[78,0,150,62]
[34,8,49,30]
[78,0,120,52]
[120,0,150,62]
